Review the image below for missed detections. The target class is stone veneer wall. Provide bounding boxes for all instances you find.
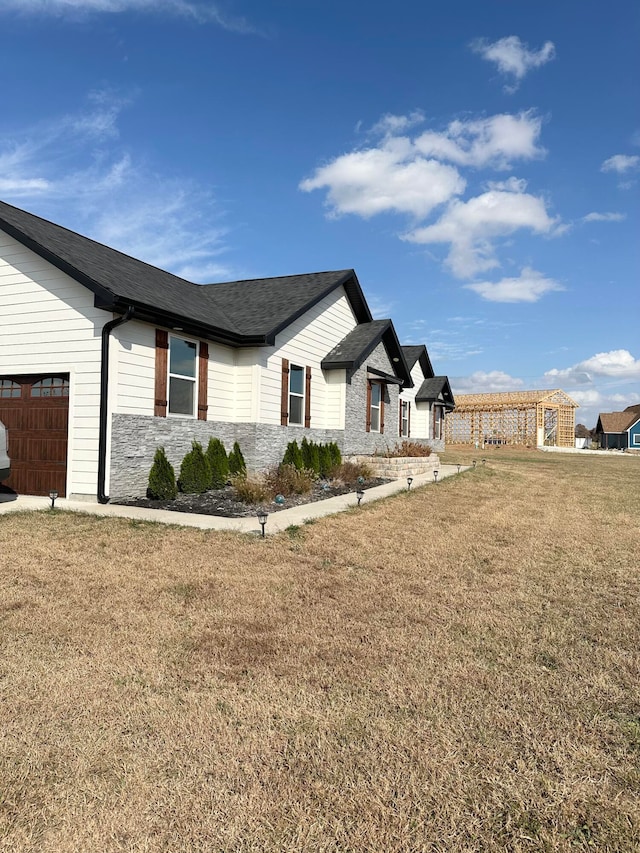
[343,340,400,456]
[109,414,344,498]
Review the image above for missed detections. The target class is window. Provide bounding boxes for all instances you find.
[434,406,442,440]
[0,379,20,399]
[168,336,197,416]
[370,382,382,433]
[289,364,305,425]
[31,377,69,397]
[633,433,640,446]
[400,400,409,437]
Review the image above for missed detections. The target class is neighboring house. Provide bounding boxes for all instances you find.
[0,200,447,500]
[398,346,455,447]
[595,405,640,450]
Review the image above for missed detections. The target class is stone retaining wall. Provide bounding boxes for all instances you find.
[347,454,440,479]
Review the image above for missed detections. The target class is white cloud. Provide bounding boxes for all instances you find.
[403,186,560,278]
[465,267,563,303]
[601,154,640,174]
[300,136,465,219]
[582,211,626,223]
[414,111,545,169]
[0,93,233,282]
[370,111,425,136]
[0,0,256,31]
[301,110,545,223]
[471,35,555,92]
[545,350,640,384]
[451,371,524,394]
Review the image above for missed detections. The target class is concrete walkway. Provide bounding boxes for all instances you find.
[0,464,467,536]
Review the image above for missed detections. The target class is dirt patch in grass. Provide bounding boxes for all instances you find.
[1,450,639,851]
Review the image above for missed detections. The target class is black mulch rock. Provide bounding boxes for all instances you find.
[112,478,389,518]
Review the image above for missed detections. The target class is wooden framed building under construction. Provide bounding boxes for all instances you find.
[445,389,579,448]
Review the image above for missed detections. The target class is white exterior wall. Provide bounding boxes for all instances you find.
[0,231,107,497]
[259,288,356,428]
[400,362,431,439]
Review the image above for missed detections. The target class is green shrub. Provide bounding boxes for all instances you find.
[228,441,246,476]
[329,441,342,468]
[282,440,304,470]
[179,440,211,494]
[147,446,178,500]
[205,437,229,489]
[318,444,333,478]
[300,437,312,470]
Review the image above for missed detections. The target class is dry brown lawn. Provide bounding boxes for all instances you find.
[1,449,639,852]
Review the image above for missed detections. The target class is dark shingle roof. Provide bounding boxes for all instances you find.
[322,320,413,387]
[0,200,371,345]
[415,376,455,409]
[401,345,434,378]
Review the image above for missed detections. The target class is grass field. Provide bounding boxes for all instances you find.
[1,449,639,852]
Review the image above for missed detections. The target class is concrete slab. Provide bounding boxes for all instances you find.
[0,463,467,535]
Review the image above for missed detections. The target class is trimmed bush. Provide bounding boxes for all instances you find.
[232,472,267,503]
[328,441,342,468]
[205,437,229,489]
[228,441,246,476]
[282,440,304,470]
[147,447,177,500]
[179,440,211,494]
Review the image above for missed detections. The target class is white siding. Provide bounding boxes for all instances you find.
[400,362,431,438]
[259,288,357,427]
[114,321,156,415]
[0,232,107,497]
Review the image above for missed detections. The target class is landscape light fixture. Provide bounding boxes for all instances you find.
[407,476,413,491]
[457,464,461,474]
[49,489,58,508]
[482,458,486,465]
[356,489,364,506]
[473,459,477,468]
[433,469,439,483]
[257,510,268,538]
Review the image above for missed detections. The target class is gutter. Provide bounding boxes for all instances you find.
[97,307,135,504]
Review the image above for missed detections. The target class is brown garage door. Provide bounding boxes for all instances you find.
[0,375,69,497]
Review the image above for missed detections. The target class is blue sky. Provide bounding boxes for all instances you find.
[1,0,638,428]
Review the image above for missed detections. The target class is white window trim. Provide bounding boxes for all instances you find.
[168,334,198,418]
[633,432,640,446]
[288,363,305,427]
[400,400,409,438]
[370,382,382,433]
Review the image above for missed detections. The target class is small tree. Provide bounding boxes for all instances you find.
[205,437,229,489]
[228,441,246,476]
[179,440,211,494]
[147,447,177,500]
[300,437,312,470]
[282,440,303,470]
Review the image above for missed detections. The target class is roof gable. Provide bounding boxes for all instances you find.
[401,345,434,379]
[415,376,455,409]
[597,410,640,433]
[322,320,413,387]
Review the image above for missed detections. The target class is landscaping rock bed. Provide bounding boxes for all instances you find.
[113,477,389,518]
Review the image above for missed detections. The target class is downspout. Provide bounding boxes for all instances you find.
[98,306,135,504]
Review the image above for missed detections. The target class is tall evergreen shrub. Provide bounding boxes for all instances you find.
[205,437,229,489]
[147,446,177,500]
[179,440,211,494]
[282,440,304,470]
[228,441,246,476]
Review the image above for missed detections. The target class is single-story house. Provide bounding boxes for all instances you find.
[0,199,453,500]
[595,405,640,450]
